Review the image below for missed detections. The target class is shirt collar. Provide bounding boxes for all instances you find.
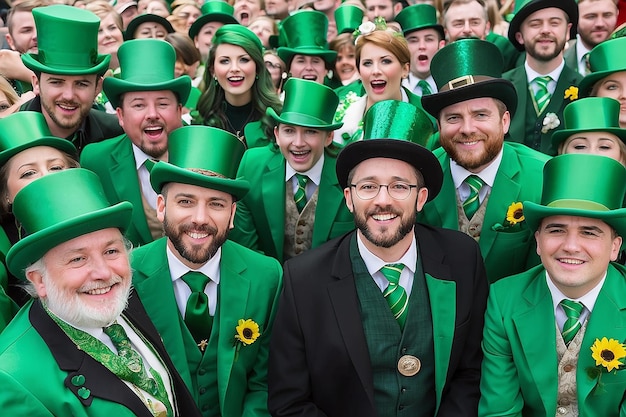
[525,59,565,84]
[166,243,221,285]
[546,269,605,315]
[132,143,154,171]
[285,153,325,186]
[356,231,417,276]
[450,147,503,189]
[575,35,592,63]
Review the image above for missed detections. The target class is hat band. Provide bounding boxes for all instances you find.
[439,75,496,92]
[546,199,611,212]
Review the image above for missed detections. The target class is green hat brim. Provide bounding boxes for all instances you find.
[551,127,626,150]
[189,14,238,39]
[123,14,175,41]
[6,201,133,279]
[267,107,343,130]
[404,24,444,40]
[579,70,616,98]
[278,47,337,65]
[508,0,578,51]
[104,75,192,109]
[0,137,77,167]
[150,161,250,199]
[22,53,110,76]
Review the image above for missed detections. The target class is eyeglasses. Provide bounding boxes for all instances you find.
[349,181,418,200]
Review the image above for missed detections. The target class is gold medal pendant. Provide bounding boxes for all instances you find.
[397,355,421,376]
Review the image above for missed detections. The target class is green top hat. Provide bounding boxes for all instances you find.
[579,37,626,97]
[0,112,77,166]
[212,24,263,55]
[334,4,364,35]
[22,5,110,76]
[277,11,337,65]
[523,154,626,237]
[150,126,250,199]
[395,4,444,39]
[267,78,343,130]
[508,0,578,51]
[104,39,192,109]
[551,97,626,149]
[188,1,238,40]
[123,13,175,41]
[6,169,133,279]
[363,100,434,146]
[422,39,517,118]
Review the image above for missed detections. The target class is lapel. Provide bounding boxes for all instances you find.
[422,150,460,229]
[563,43,578,73]
[507,67,529,142]
[312,155,344,245]
[261,152,287,260]
[542,64,580,117]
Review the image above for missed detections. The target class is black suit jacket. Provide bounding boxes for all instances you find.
[268,224,489,417]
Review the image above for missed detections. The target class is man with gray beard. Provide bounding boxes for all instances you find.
[0,168,201,416]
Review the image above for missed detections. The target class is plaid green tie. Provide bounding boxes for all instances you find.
[417,79,432,96]
[560,299,584,345]
[294,174,309,212]
[182,271,213,350]
[381,264,408,330]
[533,75,552,115]
[462,175,484,220]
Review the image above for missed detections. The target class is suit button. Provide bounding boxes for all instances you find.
[296,238,303,244]
[199,387,207,395]
[401,388,406,394]
[297,220,305,226]
[401,347,407,354]
[295,248,302,254]
[557,406,567,414]
[198,368,206,375]
[296,230,303,235]
[560,399,570,406]
[563,364,574,372]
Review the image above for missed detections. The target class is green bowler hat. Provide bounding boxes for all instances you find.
[334,4,364,35]
[551,97,626,150]
[508,0,578,51]
[6,169,133,279]
[0,112,76,166]
[362,100,433,146]
[189,1,238,40]
[579,37,626,97]
[422,38,517,118]
[267,78,343,130]
[523,154,626,237]
[277,11,337,65]
[150,126,250,199]
[104,39,191,109]
[124,13,175,41]
[22,5,110,76]
[395,4,444,39]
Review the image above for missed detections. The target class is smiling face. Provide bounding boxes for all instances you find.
[274,124,333,172]
[443,0,489,41]
[405,28,444,79]
[334,44,358,83]
[515,7,570,63]
[97,13,124,56]
[195,21,225,61]
[233,0,263,26]
[561,131,626,165]
[289,54,328,84]
[213,43,257,106]
[577,0,617,50]
[359,42,409,109]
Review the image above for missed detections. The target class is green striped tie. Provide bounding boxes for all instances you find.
[294,174,309,212]
[381,264,408,330]
[462,175,484,220]
[182,271,213,350]
[417,79,432,96]
[560,299,584,345]
[533,75,552,115]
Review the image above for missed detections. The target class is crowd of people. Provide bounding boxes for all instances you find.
[0,0,625,415]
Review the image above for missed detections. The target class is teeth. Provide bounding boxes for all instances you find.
[372,214,396,221]
[460,141,479,145]
[292,150,309,155]
[371,81,385,86]
[560,258,583,265]
[229,76,244,81]
[59,104,77,110]
[86,286,112,295]
[188,232,209,239]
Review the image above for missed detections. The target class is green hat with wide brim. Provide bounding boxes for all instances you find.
[267,78,343,130]
[188,1,238,40]
[150,126,250,199]
[0,112,77,166]
[334,4,364,35]
[277,11,337,65]
[579,37,626,97]
[363,100,433,146]
[212,24,263,55]
[523,154,626,237]
[422,39,517,118]
[22,5,110,76]
[395,4,444,39]
[508,0,578,51]
[104,39,191,109]
[123,13,175,41]
[551,97,626,149]
[6,169,133,279]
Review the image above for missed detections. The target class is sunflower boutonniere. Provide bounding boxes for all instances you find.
[233,319,261,361]
[492,202,525,232]
[564,86,578,101]
[587,337,626,395]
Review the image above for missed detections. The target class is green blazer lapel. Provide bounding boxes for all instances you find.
[543,65,581,117]
[506,67,529,142]
[422,151,459,229]
[563,44,578,73]
[313,155,344,245]
[261,153,287,260]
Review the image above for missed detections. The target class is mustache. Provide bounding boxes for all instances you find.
[181,224,218,235]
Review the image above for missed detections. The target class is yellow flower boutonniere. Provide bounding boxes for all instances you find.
[564,86,578,101]
[492,202,525,232]
[233,319,261,361]
[587,337,626,395]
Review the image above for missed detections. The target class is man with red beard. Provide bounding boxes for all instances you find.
[81,39,191,248]
[504,0,582,155]
[130,125,282,417]
[419,38,550,283]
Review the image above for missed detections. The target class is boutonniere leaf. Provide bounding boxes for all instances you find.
[587,337,626,395]
[233,319,261,361]
[492,202,525,232]
[564,86,578,101]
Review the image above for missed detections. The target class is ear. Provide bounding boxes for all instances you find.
[26,269,47,299]
[324,131,334,147]
[514,31,524,47]
[393,2,403,16]
[229,201,237,229]
[535,230,541,256]
[156,194,166,222]
[31,74,40,95]
[565,22,572,42]
[116,106,125,128]
[415,187,429,212]
[401,62,410,80]
[95,76,103,95]
[343,187,354,213]
[5,33,15,51]
[610,235,622,262]
[501,110,511,135]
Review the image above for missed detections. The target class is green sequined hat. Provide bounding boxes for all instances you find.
[579,37,626,97]
[150,126,250,199]
[123,13,175,41]
[508,0,578,51]
[395,4,444,39]
[362,100,433,146]
[188,1,238,40]
[277,11,337,65]
[523,154,626,237]
[22,5,110,75]
[334,4,364,35]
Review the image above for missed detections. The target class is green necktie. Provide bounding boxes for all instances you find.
[417,79,432,96]
[381,264,408,330]
[560,299,584,345]
[182,271,213,350]
[583,52,591,75]
[533,75,552,115]
[294,174,309,212]
[462,175,484,220]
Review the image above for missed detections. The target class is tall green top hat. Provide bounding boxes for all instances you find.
[6,169,133,279]
[551,97,626,150]
[267,78,343,130]
[395,4,444,39]
[189,1,238,40]
[150,126,250,199]
[508,0,578,51]
[277,11,337,65]
[0,112,76,166]
[523,154,626,237]
[362,100,433,146]
[579,37,626,97]
[124,13,175,41]
[422,39,517,117]
[334,4,364,35]
[104,39,192,109]
[22,5,110,75]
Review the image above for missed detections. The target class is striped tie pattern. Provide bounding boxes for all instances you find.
[533,75,552,115]
[417,79,432,96]
[381,264,408,330]
[294,174,309,212]
[462,175,484,220]
[560,299,584,345]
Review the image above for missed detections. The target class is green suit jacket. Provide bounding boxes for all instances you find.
[131,238,283,417]
[81,135,153,247]
[479,263,626,417]
[230,146,355,263]
[418,142,550,283]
